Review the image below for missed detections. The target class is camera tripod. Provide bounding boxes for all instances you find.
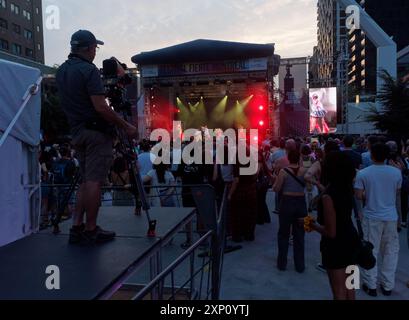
[52,123,156,238]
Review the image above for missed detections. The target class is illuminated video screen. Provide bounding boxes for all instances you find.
[309,87,337,134]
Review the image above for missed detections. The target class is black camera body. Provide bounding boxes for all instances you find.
[102,58,133,115]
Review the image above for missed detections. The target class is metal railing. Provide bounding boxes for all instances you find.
[133,231,214,300]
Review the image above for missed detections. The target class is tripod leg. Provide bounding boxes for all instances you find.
[52,173,81,234]
[115,126,156,237]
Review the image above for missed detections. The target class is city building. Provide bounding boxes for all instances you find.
[348,0,409,95]
[0,0,44,63]
[309,0,346,89]
[398,45,409,79]
[310,0,348,126]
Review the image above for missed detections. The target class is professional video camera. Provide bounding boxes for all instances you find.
[101,57,133,114]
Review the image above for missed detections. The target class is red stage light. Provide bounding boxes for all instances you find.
[254,136,259,142]
[259,120,264,126]
[259,105,264,111]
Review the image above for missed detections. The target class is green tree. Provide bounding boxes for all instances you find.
[41,88,70,139]
[367,71,409,140]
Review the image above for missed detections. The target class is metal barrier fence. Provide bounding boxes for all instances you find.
[130,185,229,300]
[39,182,223,228]
[133,231,214,300]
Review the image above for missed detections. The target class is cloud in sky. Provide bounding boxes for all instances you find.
[43,0,318,67]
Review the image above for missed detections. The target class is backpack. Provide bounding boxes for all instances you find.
[52,159,76,184]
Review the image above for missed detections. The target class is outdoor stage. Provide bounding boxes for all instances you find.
[132,39,280,139]
[0,207,196,300]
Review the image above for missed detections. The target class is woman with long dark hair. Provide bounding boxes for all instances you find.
[144,163,176,207]
[228,144,258,243]
[303,152,360,300]
[273,149,308,273]
[257,151,273,225]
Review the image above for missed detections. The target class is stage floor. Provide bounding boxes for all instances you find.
[0,207,196,300]
[42,207,196,240]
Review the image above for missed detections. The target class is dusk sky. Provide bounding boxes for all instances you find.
[43,0,318,67]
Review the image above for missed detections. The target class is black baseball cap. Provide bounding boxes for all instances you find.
[70,30,104,48]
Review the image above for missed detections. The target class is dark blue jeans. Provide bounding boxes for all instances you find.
[277,195,307,272]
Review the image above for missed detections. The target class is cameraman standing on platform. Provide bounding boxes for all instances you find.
[56,30,137,245]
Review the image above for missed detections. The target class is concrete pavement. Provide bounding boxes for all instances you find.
[220,191,409,300]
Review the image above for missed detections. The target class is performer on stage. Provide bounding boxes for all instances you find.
[310,93,330,134]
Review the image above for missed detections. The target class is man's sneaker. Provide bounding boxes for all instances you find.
[69,224,86,244]
[380,286,392,297]
[362,284,377,297]
[83,227,116,245]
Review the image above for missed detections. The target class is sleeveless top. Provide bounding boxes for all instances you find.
[282,168,305,194]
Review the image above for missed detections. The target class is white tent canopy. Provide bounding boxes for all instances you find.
[0,59,42,247]
[0,59,41,146]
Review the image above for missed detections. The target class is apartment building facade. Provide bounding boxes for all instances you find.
[349,0,409,95]
[0,0,44,63]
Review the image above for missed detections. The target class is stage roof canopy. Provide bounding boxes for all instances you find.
[132,39,275,65]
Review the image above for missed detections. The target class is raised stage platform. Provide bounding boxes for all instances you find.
[0,207,196,300]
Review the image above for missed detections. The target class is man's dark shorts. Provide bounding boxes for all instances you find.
[72,129,113,184]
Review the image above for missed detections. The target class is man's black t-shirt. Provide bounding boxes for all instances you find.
[56,54,106,135]
[343,149,362,170]
[179,163,204,186]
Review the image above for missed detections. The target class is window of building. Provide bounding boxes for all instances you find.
[36,25,40,32]
[24,29,32,39]
[10,3,19,14]
[0,38,9,50]
[25,48,33,58]
[1,0,6,9]
[37,43,41,50]
[0,18,7,29]
[36,7,39,14]
[12,43,22,55]
[12,23,21,34]
[23,10,31,20]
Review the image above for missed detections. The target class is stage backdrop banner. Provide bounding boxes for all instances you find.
[141,58,269,78]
